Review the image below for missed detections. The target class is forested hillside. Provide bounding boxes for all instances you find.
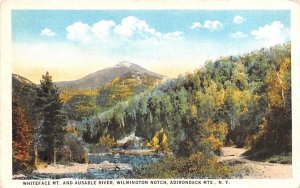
[12,43,291,177]
[82,43,291,158]
[59,64,163,121]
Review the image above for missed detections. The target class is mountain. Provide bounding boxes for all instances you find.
[12,74,36,102]
[56,61,164,89]
[12,74,37,125]
[12,74,35,86]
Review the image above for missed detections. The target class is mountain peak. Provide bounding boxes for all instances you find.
[115,61,135,68]
[56,61,164,89]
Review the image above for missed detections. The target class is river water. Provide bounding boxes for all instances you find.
[28,151,162,179]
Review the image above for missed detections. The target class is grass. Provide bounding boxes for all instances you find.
[244,148,292,164]
[265,153,292,164]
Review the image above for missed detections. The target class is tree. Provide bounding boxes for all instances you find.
[36,72,67,164]
[12,96,34,174]
[254,53,291,152]
[12,74,40,166]
[96,87,111,107]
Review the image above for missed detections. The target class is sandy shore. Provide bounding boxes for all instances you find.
[34,161,132,174]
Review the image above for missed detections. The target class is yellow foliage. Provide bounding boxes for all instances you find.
[226,88,259,115]
[111,77,122,85]
[206,81,225,109]
[194,91,203,104]
[63,126,80,136]
[148,135,160,151]
[99,135,116,148]
[202,120,228,152]
[190,104,198,118]
[35,161,48,169]
[231,89,243,104]
[215,88,225,108]
[162,133,170,152]
[266,58,290,108]
[204,135,223,151]
[60,88,98,103]
[147,128,170,152]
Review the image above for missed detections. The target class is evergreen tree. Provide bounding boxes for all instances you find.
[36,72,66,164]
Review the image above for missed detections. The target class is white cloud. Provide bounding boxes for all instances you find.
[203,20,223,31]
[114,16,158,38]
[189,22,201,29]
[233,15,246,24]
[163,31,184,40]
[66,22,92,42]
[251,21,290,46]
[66,16,183,43]
[40,28,56,37]
[230,31,248,39]
[92,20,116,39]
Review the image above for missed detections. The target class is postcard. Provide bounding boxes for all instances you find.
[1,0,300,187]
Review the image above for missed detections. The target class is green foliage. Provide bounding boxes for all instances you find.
[64,95,98,121]
[62,133,88,163]
[12,43,291,180]
[131,152,236,178]
[96,73,157,109]
[79,43,291,162]
[265,153,292,164]
[36,72,67,163]
[11,43,291,180]
[245,148,292,164]
[246,44,291,157]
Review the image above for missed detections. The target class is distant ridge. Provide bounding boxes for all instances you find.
[55,61,164,89]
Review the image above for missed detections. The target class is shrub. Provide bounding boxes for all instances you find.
[202,120,228,153]
[62,133,88,163]
[99,135,116,148]
[146,128,170,153]
[130,152,235,178]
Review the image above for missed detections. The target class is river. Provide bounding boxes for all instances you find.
[27,150,162,179]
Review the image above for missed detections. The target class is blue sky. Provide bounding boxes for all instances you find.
[12,10,290,83]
